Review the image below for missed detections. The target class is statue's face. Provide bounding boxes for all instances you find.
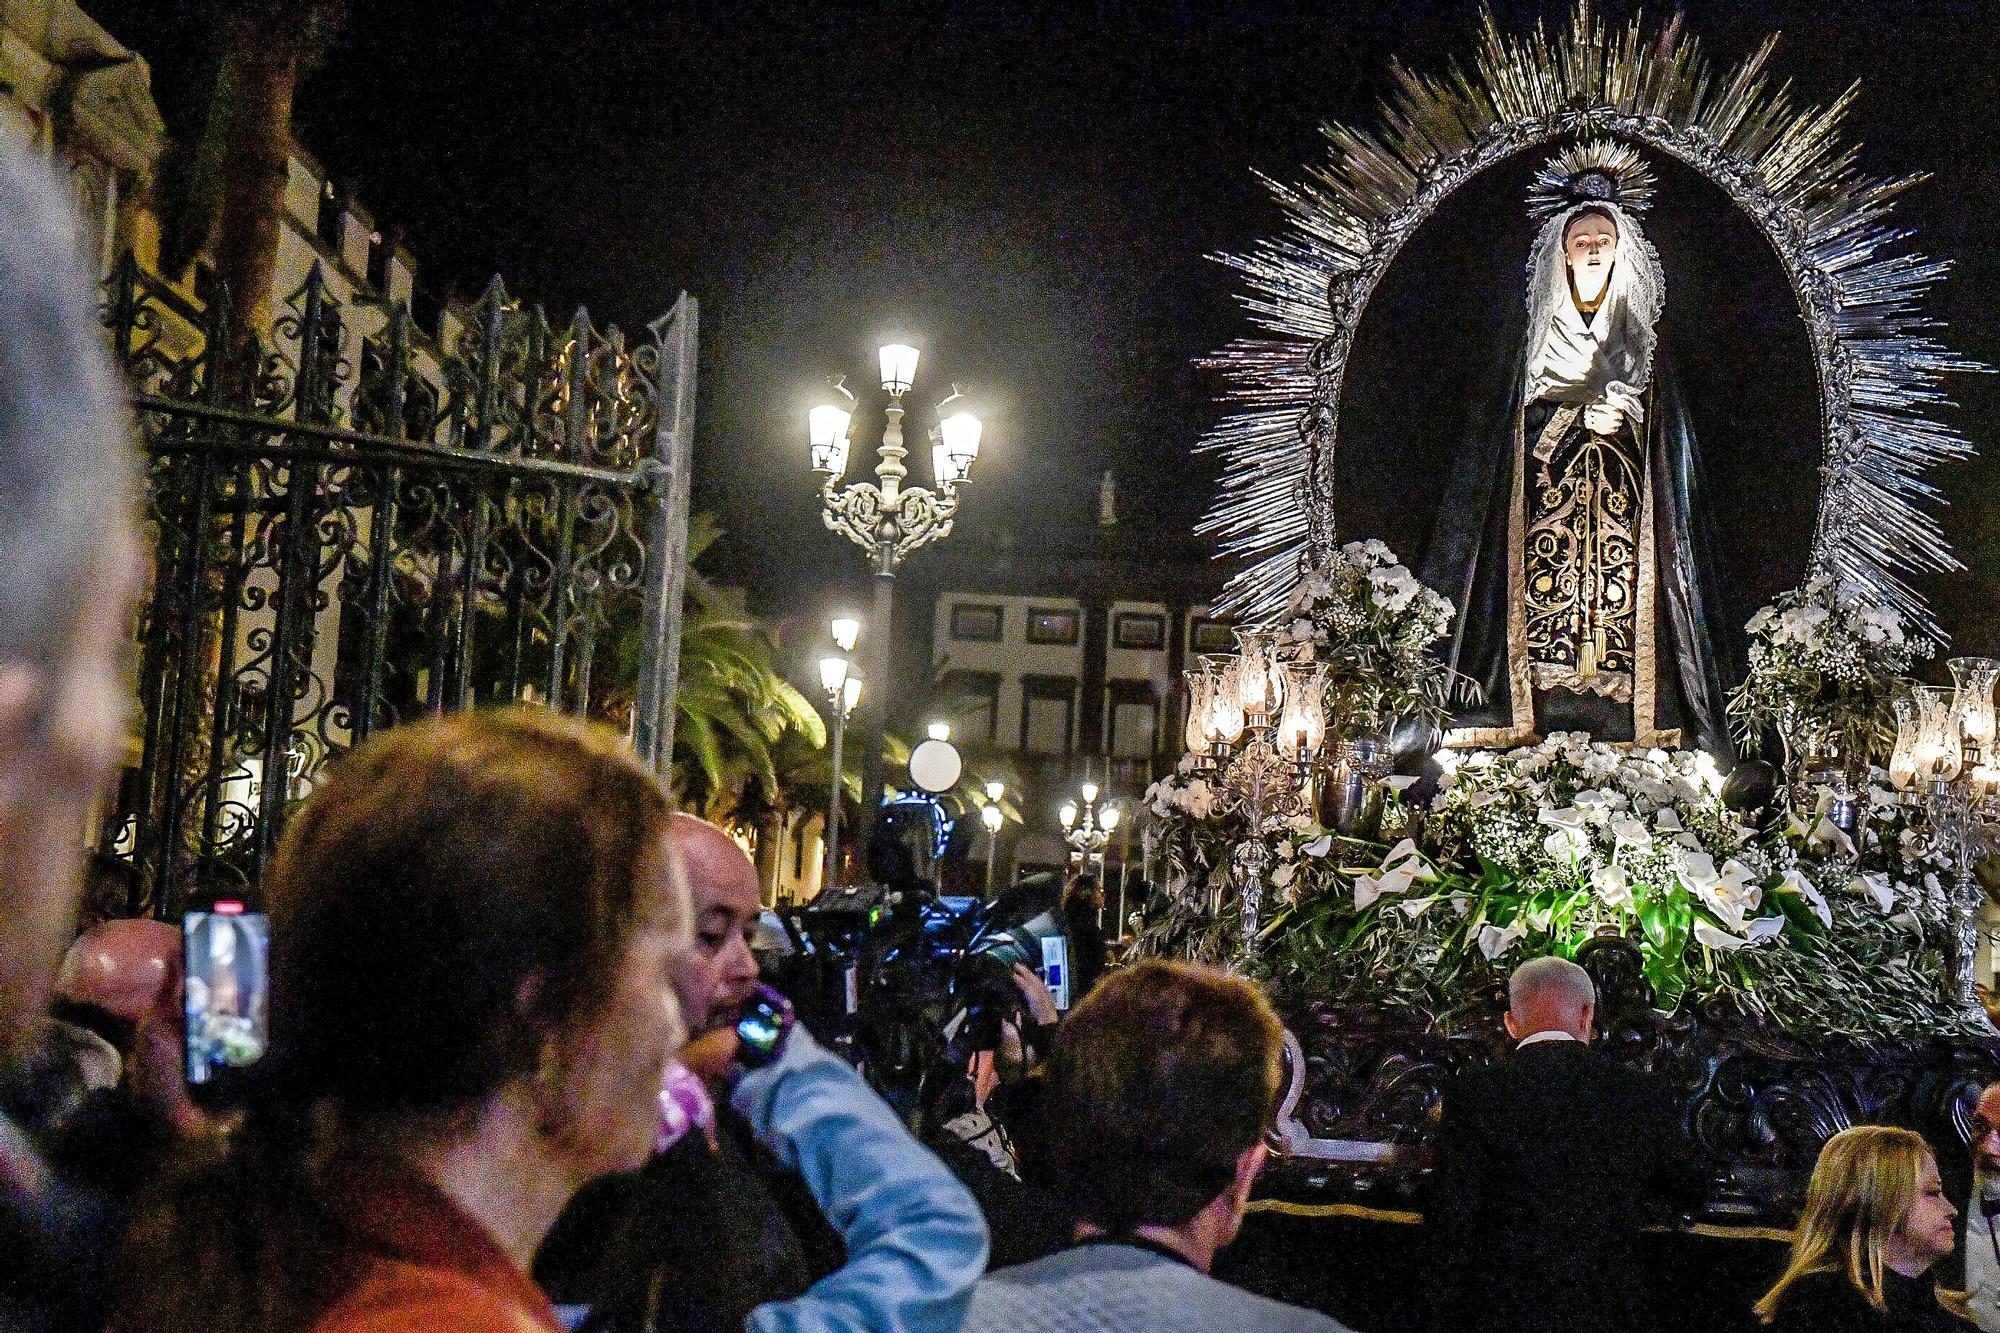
[1564,212,1618,304]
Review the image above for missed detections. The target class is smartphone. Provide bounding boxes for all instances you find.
[1039,935,1071,1012]
[183,904,271,1086]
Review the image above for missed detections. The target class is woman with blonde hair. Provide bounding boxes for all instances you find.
[1756,1124,1973,1330]
[117,708,690,1332]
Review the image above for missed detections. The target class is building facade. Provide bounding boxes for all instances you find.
[915,519,1227,900]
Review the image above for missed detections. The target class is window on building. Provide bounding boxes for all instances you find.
[1190,616,1235,653]
[950,602,1003,642]
[1107,680,1158,760]
[1021,675,1076,756]
[1026,606,1080,646]
[939,670,1001,745]
[1114,612,1166,650]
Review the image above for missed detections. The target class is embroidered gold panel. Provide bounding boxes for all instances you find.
[1523,405,1641,701]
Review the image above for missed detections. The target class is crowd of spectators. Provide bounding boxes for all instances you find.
[5,130,2000,1333]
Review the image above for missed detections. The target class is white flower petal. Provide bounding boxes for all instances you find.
[1694,922,1750,951]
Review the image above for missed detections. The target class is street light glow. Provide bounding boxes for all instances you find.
[808,404,852,477]
[842,674,863,712]
[830,615,860,652]
[878,343,919,395]
[936,411,982,486]
[984,779,1005,802]
[818,655,849,694]
[981,803,1003,833]
[1100,804,1121,831]
[1080,781,1099,804]
[927,720,951,741]
[1059,801,1079,829]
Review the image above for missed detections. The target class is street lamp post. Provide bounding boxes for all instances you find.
[1059,781,1121,927]
[980,779,1006,896]
[810,345,983,848]
[818,637,862,896]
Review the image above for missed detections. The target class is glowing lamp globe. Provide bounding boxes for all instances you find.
[817,656,849,695]
[878,343,919,395]
[808,404,852,477]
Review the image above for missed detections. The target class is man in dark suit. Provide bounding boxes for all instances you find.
[1945,1081,2000,1331]
[1425,956,1704,1333]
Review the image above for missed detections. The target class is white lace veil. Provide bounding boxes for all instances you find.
[1522,200,1664,414]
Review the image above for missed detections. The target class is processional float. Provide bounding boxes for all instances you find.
[1141,2,1998,1222]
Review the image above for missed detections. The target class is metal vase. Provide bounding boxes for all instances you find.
[1318,734,1391,839]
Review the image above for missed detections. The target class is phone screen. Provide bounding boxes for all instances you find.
[1039,935,1071,1012]
[183,907,271,1085]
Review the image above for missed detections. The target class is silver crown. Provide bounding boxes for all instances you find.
[1526,139,1658,222]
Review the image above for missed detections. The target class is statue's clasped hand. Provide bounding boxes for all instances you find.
[1584,402,1625,437]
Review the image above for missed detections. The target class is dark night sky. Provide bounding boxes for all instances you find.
[101,0,2000,644]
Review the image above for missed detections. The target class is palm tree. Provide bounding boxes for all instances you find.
[162,0,347,337]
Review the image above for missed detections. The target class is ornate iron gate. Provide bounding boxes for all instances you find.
[103,257,697,915]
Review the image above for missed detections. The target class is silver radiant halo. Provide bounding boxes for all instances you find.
[1199,3,1983,636]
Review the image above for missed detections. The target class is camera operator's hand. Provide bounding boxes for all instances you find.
[1011,964,1060,1027]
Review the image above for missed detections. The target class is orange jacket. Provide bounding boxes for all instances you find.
[311,1157,563,1333]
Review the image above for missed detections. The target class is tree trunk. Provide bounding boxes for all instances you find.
[211,28,297,340]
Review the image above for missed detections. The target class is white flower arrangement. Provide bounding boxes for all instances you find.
[1282,537,1461,732]
[1729,575,1931,765]
[1136,730,1964,1037]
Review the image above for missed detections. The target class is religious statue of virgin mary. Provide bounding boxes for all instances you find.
[1420,143,1731,753]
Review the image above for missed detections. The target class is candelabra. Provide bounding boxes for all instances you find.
[1181,629,1329,954]
[816,617,864,894]
[1059,781,1122,877]
[810,345,984,844]
[1888,656,2000,1017]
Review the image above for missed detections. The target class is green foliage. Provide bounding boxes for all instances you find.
[1139,735,1981,1041]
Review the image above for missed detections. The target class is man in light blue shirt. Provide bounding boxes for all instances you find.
[962,959,1351,1333]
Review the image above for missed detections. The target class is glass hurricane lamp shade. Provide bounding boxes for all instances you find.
[842,674,862,713]
[1080,780,1099,804]
[1206,663,1247,747]
[1232,631,1285,721]
[932,411,982,486]
[984,779,1006,802]
[1909,685,1963,785]
[1888,695,1921,791]
[1099,804,1121,832]
[878,343,919,395]
[1949,657,2000,761]
[808,404,852,477]
[981,803,1004,833]
[1183,669,1216,756]
[1059,801,1079,829]
[1277,664,1328,761]
[830,616,861,653]
[818,655,850,696]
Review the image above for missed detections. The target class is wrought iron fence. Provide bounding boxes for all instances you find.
[102,256,697,916]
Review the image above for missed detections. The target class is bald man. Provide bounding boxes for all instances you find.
[666,814,766,1054]
[536,814,990,1331]
[1954,1083,2000,1330]
[1424,957,1703,1333]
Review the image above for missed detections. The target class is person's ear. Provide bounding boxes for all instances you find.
[1503,1010,1521,1041]
[1579,1001,1595,1041]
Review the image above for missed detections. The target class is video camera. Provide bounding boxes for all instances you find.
[770,870,1069,1115]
